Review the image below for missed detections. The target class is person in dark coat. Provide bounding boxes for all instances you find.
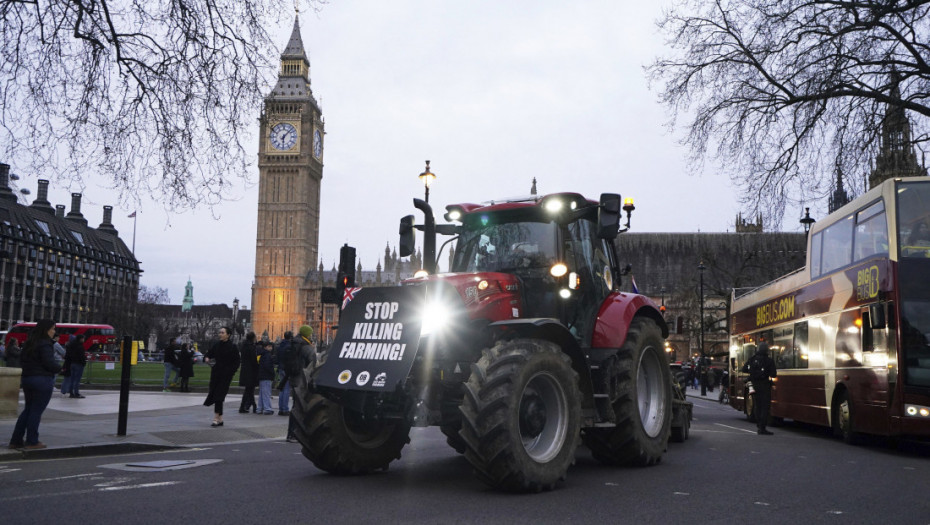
[8,319,59,449]
[742,336,778,435]
[256,341,276,415]
[238,332,259,413]
[62,334,86,398]
[176,343,195,392]
[5,338,21,368]
[203,327,240,427]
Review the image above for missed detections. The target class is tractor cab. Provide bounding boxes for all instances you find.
[402,192,633,346]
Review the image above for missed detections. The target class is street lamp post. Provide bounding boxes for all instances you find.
[418,160,436,203]
[698,261,707,396]
[800,207,816,234]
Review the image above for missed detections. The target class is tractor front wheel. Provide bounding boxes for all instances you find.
[459,338,581,492]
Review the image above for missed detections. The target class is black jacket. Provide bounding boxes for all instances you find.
[238,342,258,387]
[20,339,60,377]
[743,344,777,383]
[66,339,86,366]
[257,348,276,381]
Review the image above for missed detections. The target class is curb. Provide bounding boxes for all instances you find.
[0,442,184,462]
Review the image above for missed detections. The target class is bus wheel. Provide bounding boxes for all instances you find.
[744,390,756,423]
[833,392,860,445]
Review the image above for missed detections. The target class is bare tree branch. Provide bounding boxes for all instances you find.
[0,0,324,210]
[648,0,930,227]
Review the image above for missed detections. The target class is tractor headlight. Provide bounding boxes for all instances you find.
[420,300,452,336]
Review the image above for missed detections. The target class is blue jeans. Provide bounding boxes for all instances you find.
[11,375,55,446]
[278,371,290,412]
[60,369,72,395]
[163,363,175,389]
[69,363,85,395]
[258,380,273,414]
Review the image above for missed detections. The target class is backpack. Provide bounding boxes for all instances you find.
[278,338,303,377]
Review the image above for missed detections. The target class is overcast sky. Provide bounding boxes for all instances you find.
[16,0,810,309]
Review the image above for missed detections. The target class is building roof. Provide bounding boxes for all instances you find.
[0,173,137,269]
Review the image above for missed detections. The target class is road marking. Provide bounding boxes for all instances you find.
[714,423,757,434]
[27,472,102,483]
[0,481,182,502]
[99,481,180,491]
[0,467,22,474]
[673,492,690,496]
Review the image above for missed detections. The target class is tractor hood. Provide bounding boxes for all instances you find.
[402,271,524,322]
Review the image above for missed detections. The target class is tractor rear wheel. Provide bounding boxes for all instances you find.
[459,338,581,492]
[291,387,411,474]
[582,317,672,466]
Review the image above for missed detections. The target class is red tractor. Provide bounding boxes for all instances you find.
[292,192,676,492]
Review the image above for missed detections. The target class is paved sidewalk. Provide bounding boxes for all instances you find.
[0,389,291,461]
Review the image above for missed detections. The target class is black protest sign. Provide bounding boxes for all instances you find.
[315,286,423,392]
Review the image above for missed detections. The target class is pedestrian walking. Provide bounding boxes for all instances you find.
[276,331,294,416]
[8,319,59,450]
[62,335,87,398]
[238,332,259,413]
[176,343,195,392]
[742,336,777,435]
[5,338,21,368]
[256,341,275,415]
[203,327,240,427]
[162,340,179,392]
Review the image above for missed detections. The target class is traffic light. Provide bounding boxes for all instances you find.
[337,244,356,298]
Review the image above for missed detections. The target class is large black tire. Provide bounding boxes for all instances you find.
[581,317,672,466]
[459,338,582,492]
[833,391,861,445]
[291,386,411,474]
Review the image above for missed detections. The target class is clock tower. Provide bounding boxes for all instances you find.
[252,15,324,340]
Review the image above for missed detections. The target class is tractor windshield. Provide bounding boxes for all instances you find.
[452,220,558,273]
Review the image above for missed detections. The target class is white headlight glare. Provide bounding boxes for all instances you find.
[550,263,568,277]
[420,301,451,336]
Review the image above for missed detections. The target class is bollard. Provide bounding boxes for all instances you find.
[117,335,132,436]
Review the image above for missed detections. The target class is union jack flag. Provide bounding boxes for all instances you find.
[342,286,362,309]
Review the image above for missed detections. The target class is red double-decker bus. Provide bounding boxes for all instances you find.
[5,323,118,358]
[728,176,930,443]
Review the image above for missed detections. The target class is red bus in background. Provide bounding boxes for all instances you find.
[5,323,118,360]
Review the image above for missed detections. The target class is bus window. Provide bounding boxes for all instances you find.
[897,180,930,258]
[810,231,823,278]
[902,300,930,388]
[821,214,854,275]
[772,325,794,369]
[792,321,809,369]
[854,201,888,262]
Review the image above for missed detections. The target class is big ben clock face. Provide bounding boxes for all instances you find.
[313,129,323,158]
[270,122,298,151]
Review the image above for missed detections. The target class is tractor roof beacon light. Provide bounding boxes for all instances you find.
[622,197,635,231]
[419,160,436,204]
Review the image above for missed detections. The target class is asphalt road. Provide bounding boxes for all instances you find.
[2,396,929,524]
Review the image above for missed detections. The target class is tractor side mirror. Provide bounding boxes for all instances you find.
[597,193,621,239]
[399,215,415,257]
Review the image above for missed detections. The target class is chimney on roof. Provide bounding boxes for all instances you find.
[30,179,55,215]
[55,205,66,218]
[0,163,17,202]
[97,205,118,235]
[66,192,88,225]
